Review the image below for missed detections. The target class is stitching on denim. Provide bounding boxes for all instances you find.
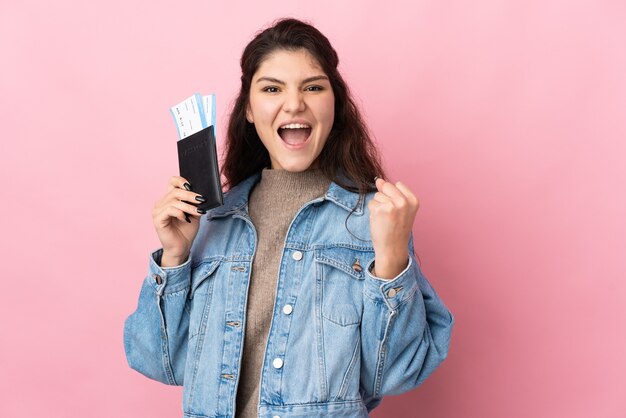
[187,275,215,407]
[321,311,361,327]
[391,285,419,310]
[363,290,389,305]
[315,257,364,280]
[157,294,178,385]
[314,243,375,251]
[162,288,188,298]
[337,331,361,400]
[183,413,214,418]
[282,242,375,251]
[189,259,222,299]
[375,310,396,396]
[315,261,328,400]
[190,256,223,269]
[260,399,365,407]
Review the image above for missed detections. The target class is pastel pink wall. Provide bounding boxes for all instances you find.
[1,1,624,417]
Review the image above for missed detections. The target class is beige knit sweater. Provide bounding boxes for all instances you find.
[235,168,331,418]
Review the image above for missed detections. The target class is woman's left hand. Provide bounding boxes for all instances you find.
[367,178,420,280]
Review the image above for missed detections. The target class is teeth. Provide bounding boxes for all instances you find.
[279,123,311,129]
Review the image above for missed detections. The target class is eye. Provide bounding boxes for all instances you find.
[305,85,324,92]
[262,86,279,93]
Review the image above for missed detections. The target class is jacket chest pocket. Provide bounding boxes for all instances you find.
[188,257,222,340]
[315,247,373,327]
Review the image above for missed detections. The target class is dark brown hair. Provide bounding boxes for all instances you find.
[222,18,386,195]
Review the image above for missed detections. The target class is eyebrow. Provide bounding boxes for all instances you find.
[255,75,329,85]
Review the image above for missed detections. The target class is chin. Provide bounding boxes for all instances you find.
[276,158,316,172]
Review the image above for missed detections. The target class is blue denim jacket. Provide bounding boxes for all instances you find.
[124,173,454,418]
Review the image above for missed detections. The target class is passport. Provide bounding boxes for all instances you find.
[177,125,223,210]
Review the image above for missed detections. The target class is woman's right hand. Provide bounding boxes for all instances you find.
[152,176,206,267]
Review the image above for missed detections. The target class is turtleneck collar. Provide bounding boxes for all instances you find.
[257,168,330,197]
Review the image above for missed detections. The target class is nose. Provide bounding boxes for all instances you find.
[282,89,306,113]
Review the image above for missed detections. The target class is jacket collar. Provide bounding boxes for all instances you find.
[207,172,365,219]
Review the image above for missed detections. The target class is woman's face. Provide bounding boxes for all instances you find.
[246,49,335,171]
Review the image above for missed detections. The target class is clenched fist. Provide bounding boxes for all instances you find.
[367,178,420,280]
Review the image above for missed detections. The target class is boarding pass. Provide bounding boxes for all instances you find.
[170,93,216,140]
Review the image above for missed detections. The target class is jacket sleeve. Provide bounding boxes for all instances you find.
[123,248,192,385]
[360,234,454,408]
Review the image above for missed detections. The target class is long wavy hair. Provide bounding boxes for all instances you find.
[222,18,386,196]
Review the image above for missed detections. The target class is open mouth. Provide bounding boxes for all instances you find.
[278,123,312,146]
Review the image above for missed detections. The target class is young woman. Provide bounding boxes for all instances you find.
[125,18,453,418]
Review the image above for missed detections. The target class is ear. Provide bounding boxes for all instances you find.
[246,104,253,123]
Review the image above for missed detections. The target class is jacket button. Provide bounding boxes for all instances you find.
[282,304,293,315]
[273,416,280,418]
[292,251,303,261]
[386,288,398,298]
[272,358,284,369]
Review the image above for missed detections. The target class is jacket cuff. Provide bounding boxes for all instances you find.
[147,248,192,295]
[364,257,419,310]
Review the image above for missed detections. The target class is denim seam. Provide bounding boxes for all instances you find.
[315,257,365,280]
[190,256,224,270]
[321,312,361,327]
[258,399,366,407]
[337,331,361,400]
[285,242,375,251]
[313,243,375,251]
[391,285,419,310]
[315,260,328,400]
[189,258,222,299]
[162,288,188,298]
[183,413,215,418]
[187,276,215,407]
[363,290,391,306]
[374,310,395,396]
[156,293,178,385]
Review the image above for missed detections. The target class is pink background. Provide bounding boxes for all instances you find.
[1,1,625,417]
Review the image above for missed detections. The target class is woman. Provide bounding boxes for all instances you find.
[125,18,453,418]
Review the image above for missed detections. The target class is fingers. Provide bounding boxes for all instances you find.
[374,178,419,210]
[154,176,207,224]
[165,187,206,206]
[169,199,204,217]
[373,191,392,204]
[161,204,192,224]
[395,181,420,210]
[153,199,203,227]
[376,178,404,201]
[158,177,204,206]
[167,176,192,192]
